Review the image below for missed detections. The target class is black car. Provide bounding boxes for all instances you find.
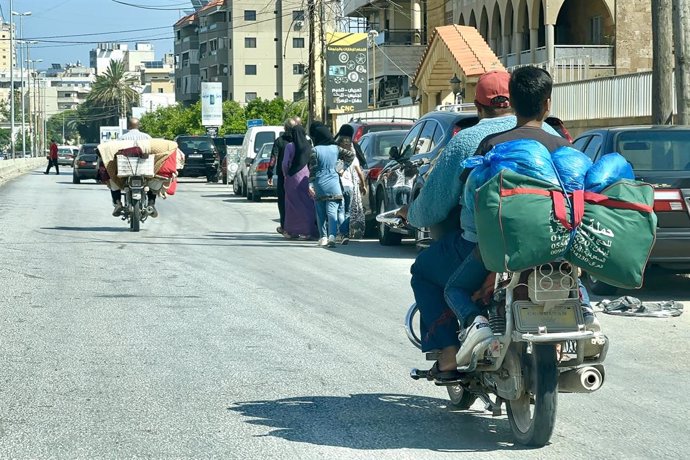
[340,119,415,144]
[214,134,245,184]
[175,135,221,182]
[72,143,100,184]
[573,126,690,294]
[374,111,479,246]
[358,130,408,234]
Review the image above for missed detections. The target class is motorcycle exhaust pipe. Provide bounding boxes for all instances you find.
[559,365,605,393]
[145,206,155,215]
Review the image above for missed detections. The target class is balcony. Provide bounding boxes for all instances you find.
[505,45,613,68]
[374,29,427,46]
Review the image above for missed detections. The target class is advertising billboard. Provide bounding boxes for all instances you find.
[325,32,368,114]
[99,126,123,143]
[201,82,223,127]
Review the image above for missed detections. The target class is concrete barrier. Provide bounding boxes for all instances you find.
[0,157,49,186]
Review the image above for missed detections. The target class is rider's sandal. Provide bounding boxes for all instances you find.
[428,362,462,383]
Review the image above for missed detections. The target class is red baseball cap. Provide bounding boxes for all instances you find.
[474,70,511,108]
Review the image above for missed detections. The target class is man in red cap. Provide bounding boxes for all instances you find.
[398,69,564,382]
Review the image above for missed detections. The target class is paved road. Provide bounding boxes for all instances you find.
[1,169,689,459]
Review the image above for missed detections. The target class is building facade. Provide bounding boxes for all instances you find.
[174,0,309,106]
[0,19,15,72]
[89,43,128,75]
[453,0,652,81]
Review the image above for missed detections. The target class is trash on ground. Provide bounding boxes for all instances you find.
[598,296,684,317]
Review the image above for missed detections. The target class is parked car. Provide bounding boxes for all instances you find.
[217,134,245,184]
[57,146,78,166]
[358,130,408,234]
[234,126,283,196]
[175,135,221,182]
[573,125,690,294]
[245,143,277,201]
[72,143,100,184]
[339,118,415,144]
[374,110,479,246]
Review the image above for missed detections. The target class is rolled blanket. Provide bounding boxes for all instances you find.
[97,139,178,190]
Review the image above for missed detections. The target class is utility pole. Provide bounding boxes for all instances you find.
[652,0,674,125]
[307,0,317,123]
[673,0,690,124]
[9,0,15,159]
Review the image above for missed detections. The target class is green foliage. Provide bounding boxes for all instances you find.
[46,110,80,144]
[89,60,139,118]
[75,99,119,143]
[139,98,307,139]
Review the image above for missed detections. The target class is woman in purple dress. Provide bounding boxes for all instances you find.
[282,125,318,239]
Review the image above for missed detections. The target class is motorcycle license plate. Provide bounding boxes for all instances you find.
[513,301,581,333]
[132,193,142,200]
[189,154,203,158]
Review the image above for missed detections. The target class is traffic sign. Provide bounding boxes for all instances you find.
[246,119,264,128]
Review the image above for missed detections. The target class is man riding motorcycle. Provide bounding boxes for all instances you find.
[399,69,597,382]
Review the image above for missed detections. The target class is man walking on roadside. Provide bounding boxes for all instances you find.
[44,140,59,175]
[267,118,297,235]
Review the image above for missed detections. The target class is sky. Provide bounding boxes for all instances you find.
[1,0,190,69]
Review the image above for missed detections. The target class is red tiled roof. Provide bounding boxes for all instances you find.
[198,0,225,14]
[414,25,504,82]
[174,12,198,28]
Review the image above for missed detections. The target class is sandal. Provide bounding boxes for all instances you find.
[428,361,462,383]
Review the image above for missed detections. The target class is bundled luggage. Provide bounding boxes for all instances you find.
[466,140,657,289]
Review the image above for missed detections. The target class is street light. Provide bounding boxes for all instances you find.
[27,58,43,157]
[449,73,465,104]
[12,11,32,157]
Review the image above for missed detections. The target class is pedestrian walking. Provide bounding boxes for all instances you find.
[267,119,296,236]
[44,140,59,175]
[336,135,366,243]
[282,125,318,239]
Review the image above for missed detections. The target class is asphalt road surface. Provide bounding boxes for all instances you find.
[1,169,689,459]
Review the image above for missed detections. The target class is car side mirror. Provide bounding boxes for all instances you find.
[389,146,400,160]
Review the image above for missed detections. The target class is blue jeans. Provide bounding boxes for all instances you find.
[410,231,475,352]
[444,245,490,329]
[338,186,353,236]
[315,200,340,238]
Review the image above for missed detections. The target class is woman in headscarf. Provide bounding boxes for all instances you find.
[307,122,355,247]
[335,135,367,244]
[282,125,319,239]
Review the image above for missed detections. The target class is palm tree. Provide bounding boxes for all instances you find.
[89,60,140,120]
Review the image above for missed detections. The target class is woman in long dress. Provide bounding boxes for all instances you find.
[282,125,318,239]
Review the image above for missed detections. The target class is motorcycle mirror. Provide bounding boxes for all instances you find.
[389,146,400,160]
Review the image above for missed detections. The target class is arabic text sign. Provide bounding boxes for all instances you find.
[325,32,368,114]
[201,82,223,127]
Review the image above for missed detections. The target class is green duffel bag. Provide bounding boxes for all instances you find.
[566,180,656,289]
[474,170,657,289]
[474,170,570,273]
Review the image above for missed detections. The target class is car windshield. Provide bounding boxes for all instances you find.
[366,124,412,134]
[615,130,690,171]
[254,132,276,153]
[58,148,72,154]
[178,138,215,151]
[372,133,406,161]
[80,145,98,156]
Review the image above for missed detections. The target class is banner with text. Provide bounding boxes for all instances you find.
[201,82,223,127]
[325,32,368,114]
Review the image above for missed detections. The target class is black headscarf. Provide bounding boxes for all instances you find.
[309,121,335,147]
[288,125,312,176]
[336,124,355,138]
[335,124,367,168]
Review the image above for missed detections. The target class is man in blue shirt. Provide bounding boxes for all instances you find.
[398,71,561,381]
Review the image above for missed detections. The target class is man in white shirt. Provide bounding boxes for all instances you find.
[119,117,152,141]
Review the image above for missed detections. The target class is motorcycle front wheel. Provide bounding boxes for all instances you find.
[507,343,558,447]
[130,199,141,232]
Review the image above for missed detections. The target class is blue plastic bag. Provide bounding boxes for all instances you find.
[585,152,635,192]
[464,163,493,211]
[484,139,560,187]
[551,146,592,192]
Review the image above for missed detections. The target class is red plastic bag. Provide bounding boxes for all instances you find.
[158,151,178,177]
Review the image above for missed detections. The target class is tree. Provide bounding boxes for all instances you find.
[89,60,140,120]
[47,110,79,144]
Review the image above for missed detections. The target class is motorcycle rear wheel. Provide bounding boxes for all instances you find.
[130,199,141,232]
[507,343,558,447]
[447,385,476,410]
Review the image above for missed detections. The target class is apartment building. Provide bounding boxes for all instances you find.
[174,0,309,106]
[41,63,96,115]
[453,0,652,81]
[89,43,128,75]
[0,18,15,72]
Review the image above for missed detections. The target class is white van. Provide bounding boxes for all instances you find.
[233,126,283,197]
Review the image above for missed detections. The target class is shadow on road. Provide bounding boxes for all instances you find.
[228,393,527,452]
[601,273,690,303]
[42,226,128,233]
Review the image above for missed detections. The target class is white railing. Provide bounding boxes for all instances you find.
[335,104,419,130]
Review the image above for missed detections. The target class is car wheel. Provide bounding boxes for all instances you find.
[378,198,402,246]
[252,190,262,202]
[585,273,618,296]
[233,177,241,195]
[246,180,253,200]
[72,173,80,184]
[242,176,248,197]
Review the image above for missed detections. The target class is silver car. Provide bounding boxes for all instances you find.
[246,142,276,202]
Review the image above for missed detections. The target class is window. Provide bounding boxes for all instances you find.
[590,16,603,45]
[293,63,305,75]
[210,39,218,52]
[158,88,164,93]
[244,10,256,21]
[583,134,603,160]
[200,42,207,58]
[176,78,181,89]
[245,65,257,75]
[254,132,277,153]
[293,37,305,48]
[292,91,304,101]
[292,10,305,21]
[245,92,257,102]
[400,123,424,159]
[572,136,591,153]
[245,37,257,48]
[416,121,439,154]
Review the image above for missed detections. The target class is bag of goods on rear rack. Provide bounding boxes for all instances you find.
[116,154,155,177]
[470,141,657,289]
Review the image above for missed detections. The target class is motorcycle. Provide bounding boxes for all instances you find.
[116,149,157,232]
[377,211,609,447]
